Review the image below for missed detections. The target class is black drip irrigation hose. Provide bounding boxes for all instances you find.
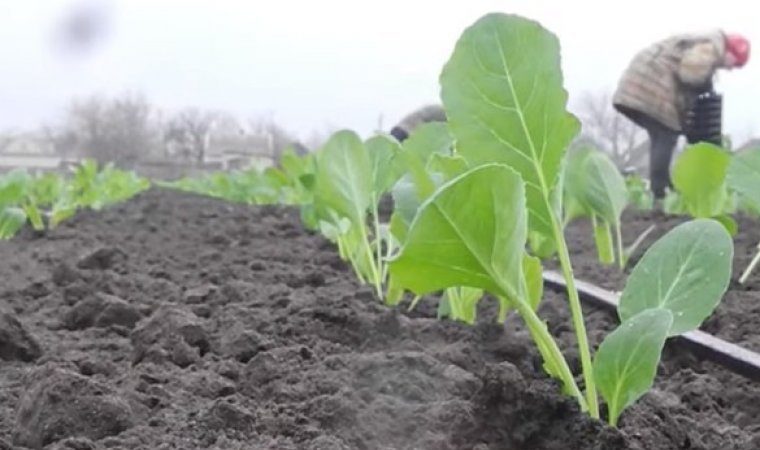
[543,271,760,381]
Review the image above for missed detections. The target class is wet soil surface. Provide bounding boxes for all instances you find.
[0,189,759,449]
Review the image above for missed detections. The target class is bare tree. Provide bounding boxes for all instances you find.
[164,108,219,164]
[65,92,157,167]
[573,91,646,170]
[41,126,78,158]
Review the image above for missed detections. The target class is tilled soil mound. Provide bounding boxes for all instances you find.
[0,189,758,449]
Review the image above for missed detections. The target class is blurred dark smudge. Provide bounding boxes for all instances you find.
[54,1,111,55]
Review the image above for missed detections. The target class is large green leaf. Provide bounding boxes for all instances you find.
[672,143,730,218]
[727,148,760,210]
[365,135,402,196]
[579,151,628,226]
[388,163,526,300]
[594,308,673,426]
[618,219,732,335]
[440,13,579,239]
[314,130,372,225]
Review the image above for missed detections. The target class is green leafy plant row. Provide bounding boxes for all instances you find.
[0,160,150,239]
[161,147,316,207]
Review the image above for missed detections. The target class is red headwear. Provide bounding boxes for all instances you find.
[726,33,750,67]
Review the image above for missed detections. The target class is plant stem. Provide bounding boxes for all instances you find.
[447,288,458,320]
[339,236,366,284]
[360,229,383,300]
[615,223,624,270]
[349,196,382,301]
[514,297,587,411]
[551,215,600,419]
[739,243,760,284]
[372,200,385,285]
[407,295,422,311]
[381,233,394,283]
[592,216,614,265]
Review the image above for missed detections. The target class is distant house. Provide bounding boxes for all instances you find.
[203,127,277,171]
[0,155,64,174]
[0,132,66,174]
[3,133,55,155]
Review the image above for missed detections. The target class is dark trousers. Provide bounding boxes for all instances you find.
[645,121,680,199]
[619,107,681,198]
[616,106,681,199]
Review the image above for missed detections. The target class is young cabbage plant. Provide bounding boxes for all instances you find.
[672,143,736,234]
[625,174,654,211]
[312,130,403,300]
[597,219,732,425]
[0,161,151,239]
[66,160,151,211]
[389,161,733,426]
[564,148,629,268]
[727,148,760,283]
[440,12,601,416]
[436,11,734,421]
[0,170,45,238]
[0,169,70,238]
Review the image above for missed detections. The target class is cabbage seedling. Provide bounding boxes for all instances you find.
[312,130,403,300]
[672,143,736,234]
[389,162,732,426]
[727,148,760,283]
[564,148,629,268]
[392,12,734,424]
[439,12,599,416]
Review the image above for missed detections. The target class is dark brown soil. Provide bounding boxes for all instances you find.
[0,189,758,449]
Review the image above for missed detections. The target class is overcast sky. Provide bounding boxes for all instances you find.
[1,0,758,143]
